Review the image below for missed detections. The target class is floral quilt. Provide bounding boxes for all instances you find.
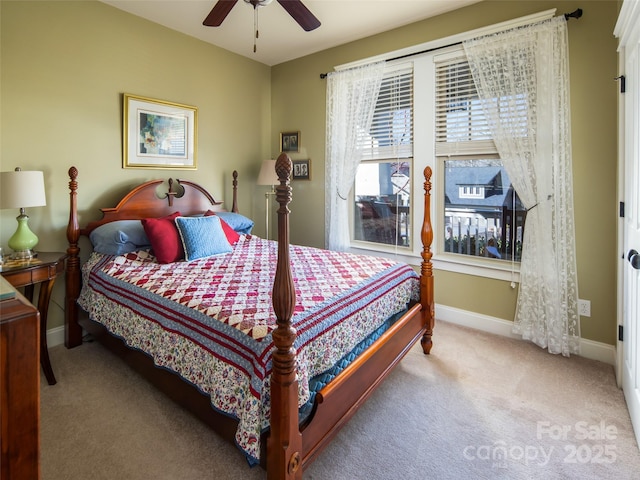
[78,234,419,464]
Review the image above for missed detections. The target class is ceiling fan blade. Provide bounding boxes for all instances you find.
[277,0,321,32]
[203,0,239,27]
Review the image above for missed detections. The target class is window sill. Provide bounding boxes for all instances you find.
[433,254,520,283]
[348,244,520,283]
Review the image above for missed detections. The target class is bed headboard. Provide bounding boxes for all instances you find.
[64,166,239,347]
[76,171,238,236]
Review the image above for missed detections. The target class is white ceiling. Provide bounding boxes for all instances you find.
[102,0,482,66]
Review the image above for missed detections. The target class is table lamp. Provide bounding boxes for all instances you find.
[256,159,279,240]
[0,168,47,259]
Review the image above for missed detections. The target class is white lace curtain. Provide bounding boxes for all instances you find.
[463,16,580,356]
[325,62,385,251]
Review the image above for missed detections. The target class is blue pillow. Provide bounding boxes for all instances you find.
[90,220,151,255]
[215,212,254,234]
[175,215,232,261]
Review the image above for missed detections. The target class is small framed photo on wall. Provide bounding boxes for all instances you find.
[292,159,310,180]
[280,131,300,153]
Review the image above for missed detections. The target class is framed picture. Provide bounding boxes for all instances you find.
[292,159,310,180]
[123,94,197,169]
[280,131,300,153]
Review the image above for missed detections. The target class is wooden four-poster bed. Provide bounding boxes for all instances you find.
[64,153,434,479]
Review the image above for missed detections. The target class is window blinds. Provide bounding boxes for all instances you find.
[434,52,497,158]
[360,65,414,161]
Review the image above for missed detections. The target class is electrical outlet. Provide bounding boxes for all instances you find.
[578,299,591,317]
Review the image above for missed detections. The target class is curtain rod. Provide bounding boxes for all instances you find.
[319,8,582,79]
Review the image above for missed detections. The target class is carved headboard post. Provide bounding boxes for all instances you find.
[232,170,239,213]
[65,166,83,348]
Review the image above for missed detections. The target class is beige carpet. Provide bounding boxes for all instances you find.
[41,320,640,479]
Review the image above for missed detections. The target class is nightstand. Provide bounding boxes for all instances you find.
[1,251,67,385]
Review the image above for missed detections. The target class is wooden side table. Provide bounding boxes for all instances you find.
[0,251,67,385]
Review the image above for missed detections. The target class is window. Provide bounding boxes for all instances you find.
[459,186,485,199]
[353,66,413,248]
[354,161,411,245]
[338,10,556,279]
[444,159,525,261]
[435,52,526,262]
[350,50,527,267]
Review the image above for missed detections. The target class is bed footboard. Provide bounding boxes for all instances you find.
[266,157,434,479]
[301,302,423,468]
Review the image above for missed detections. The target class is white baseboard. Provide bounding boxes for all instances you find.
[436,304,617,366]
[47,325,66,348]
[47,306,617,366]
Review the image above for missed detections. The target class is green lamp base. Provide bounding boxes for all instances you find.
[8,212,39,259]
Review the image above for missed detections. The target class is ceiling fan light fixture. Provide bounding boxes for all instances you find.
[244,0,273,8]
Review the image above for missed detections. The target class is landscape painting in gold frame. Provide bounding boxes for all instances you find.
[123,94,197,169]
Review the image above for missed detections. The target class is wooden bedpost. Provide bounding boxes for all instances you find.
[231,170,239,213]
[267,153,302,479]
[65,166,83,348]
[420,166,435,354]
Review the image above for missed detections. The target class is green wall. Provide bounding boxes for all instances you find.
[1,1,621,348]
[271,1,620,346]
[1,1,272,330]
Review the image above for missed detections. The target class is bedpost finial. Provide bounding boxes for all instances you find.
[275,153,292,183]
[274,153,293,213]
[231,170,239,213]
[68,166,78,181]
[423,166,432,195]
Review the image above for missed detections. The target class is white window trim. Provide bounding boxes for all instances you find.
[347,245,520,283]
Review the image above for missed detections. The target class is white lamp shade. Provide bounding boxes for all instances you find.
[256,160,279,186]
[0,170,47,209]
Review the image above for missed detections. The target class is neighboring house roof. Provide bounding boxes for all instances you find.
[445,166,520,210]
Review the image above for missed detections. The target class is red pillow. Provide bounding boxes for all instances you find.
[141,212,184,263]
[205,210,240,245]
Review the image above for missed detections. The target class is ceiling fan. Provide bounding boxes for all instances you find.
[203,0,321,32]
